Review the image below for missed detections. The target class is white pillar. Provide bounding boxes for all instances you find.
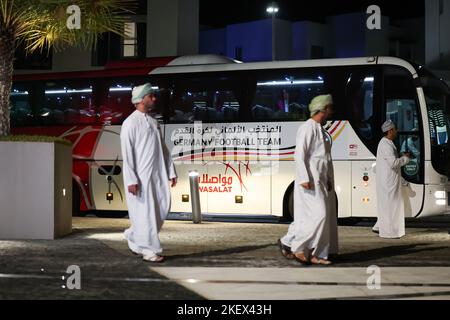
[147,0,199,57]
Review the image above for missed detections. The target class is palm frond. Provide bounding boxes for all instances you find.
[1,0,137,53]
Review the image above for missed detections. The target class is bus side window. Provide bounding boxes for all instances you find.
[100,78,150,125]
[169,76,241,124]
[40,81,95,125]
[252,71,324,122]
[346,72,375,143]
[10,83,34,127]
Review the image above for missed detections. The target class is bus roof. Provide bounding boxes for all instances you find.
[13,56,176,82]
[149,55,418,77]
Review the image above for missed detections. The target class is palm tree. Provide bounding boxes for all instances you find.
[0,0,135,135]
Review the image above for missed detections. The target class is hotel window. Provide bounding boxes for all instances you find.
[123,22,138,57]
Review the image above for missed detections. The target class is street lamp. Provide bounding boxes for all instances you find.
[266,2,279,61]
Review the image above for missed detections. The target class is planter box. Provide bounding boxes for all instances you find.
[0,141,72,239]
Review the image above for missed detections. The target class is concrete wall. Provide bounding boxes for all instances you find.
[51,47,98,72]
[394,18,426,64]
[274,19,292,61]
[226,19,272,62]
[147,0,199,57]
[199,28,226,56]
[328,13,366,58]
[0,142,72,239]
[365,16,390,57]
[426,0,450,69]
[292,21,329,60]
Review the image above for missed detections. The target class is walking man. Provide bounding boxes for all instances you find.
[120,83,177,262]
[279,94,338,265]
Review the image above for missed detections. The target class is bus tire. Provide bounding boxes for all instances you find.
[284,186,341,224]
[95,211,128,218]
[281,182,295,223]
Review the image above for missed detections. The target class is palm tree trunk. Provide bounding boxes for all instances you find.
[0,27,14,136]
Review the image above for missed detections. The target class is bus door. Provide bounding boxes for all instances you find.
[383,66,425,217]
[346,69,379,217]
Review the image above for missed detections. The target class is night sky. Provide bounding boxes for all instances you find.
[199,0,425,27]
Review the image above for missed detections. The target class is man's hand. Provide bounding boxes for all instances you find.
[403,152,411,158]
[171,177,177,187]
[128,184,139,196]
[301,182,313,190]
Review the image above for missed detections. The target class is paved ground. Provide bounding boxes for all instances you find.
[1,215,450,300]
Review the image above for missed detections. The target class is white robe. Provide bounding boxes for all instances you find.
[281,119,338,259]
[120,110,177,256]
[373,137,409,238]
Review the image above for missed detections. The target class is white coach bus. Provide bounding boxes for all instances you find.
[13,55,449,220]
[141,55,450,221]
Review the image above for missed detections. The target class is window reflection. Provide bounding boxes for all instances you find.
[10,84,33,127]
[252,75,324,121]
[40,82,95,125]
[169,76,241,124]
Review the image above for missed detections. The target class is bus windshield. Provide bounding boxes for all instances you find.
[420,72,450,178]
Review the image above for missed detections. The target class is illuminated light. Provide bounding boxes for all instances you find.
[110,87,132,92]
[434,191,446,199]
[45,89,92,94]
[436,199,446,206]
[10,91,29,96]
[266,6,279,13]
[364,77,374,82]
[189,171,199,177]
[235,195,243,204]
[106,192,113,201]
[257,80,324,86]
[364,182,369,187]
[41,112,50,117]
[62,188,66,197]
[185,279,199,284]
[362,197,370,203]
[182,194,190,202]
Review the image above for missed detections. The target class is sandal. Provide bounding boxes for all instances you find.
[293,252,310,265]
[310,256,332,265]
[277,239,294,260]
[143,254,166,263]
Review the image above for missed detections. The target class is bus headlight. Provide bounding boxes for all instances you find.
[436,199,446,206]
